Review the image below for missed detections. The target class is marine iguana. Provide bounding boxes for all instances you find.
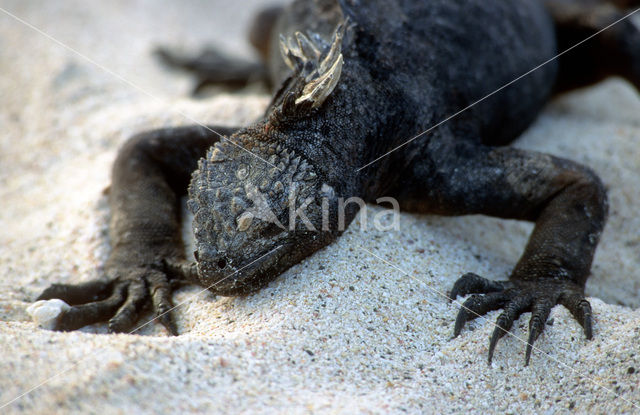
[34,0,640,365]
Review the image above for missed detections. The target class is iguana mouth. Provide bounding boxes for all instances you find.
[196,242,289,295]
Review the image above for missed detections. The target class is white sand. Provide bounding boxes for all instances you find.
[1,1,639,413]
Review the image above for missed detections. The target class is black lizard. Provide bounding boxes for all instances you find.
[35,0,640,365]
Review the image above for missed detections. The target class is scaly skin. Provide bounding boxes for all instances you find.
[37,0,640,365]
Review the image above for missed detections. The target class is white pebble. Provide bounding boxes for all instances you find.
[26,299,70,329]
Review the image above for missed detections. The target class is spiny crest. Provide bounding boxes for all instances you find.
[279,23,345,110]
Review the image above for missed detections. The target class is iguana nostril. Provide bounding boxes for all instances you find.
[194,249,226,270]
[217,258,227,269]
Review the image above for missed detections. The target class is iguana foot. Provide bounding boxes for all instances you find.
[449,273,593,365]
[35,263,182,335]
[154,46,268,95]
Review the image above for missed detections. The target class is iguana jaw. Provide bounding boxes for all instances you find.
[194,240,289,295]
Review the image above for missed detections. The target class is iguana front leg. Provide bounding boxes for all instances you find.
[391,138,608,364]
[36,125,234,333]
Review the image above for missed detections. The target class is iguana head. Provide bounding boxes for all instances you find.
[187,23,347,295]
[187,134,339,295]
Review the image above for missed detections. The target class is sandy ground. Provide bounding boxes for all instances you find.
[1,1,639,414]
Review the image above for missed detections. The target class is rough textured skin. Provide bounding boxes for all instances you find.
[38,0,640,364]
